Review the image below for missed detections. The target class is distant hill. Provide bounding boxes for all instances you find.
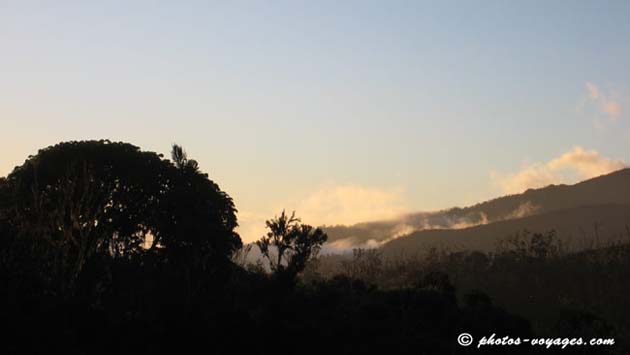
[323,168,630,250]
[381,204,630,256]
[452,167,630,222]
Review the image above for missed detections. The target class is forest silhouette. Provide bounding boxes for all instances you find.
[0,140,624,354]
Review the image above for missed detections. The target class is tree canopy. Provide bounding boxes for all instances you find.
[0,140,241,295]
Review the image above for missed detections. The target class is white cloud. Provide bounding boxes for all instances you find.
[585,82,621,121]
[547,146,626,177]
[293,184,408,227]
[491,146,626,194]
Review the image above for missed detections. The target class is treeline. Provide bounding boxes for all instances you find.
[307,230,629,353]
[0,141,622,354]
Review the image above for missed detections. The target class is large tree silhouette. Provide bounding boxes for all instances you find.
[0,140,241,296]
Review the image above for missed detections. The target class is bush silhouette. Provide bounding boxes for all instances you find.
[256,210,327,285]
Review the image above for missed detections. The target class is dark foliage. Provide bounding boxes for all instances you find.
[1,141,621,354]
[256,210,328,286]
[0,140,240,300]
[316,230,627,354]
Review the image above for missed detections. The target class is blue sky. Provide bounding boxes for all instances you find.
[2,1,630,241]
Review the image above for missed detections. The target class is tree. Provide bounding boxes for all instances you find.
[170,144,199,172]
[256,210,327,283]
[158,144,241,297]
[0,140,241,296]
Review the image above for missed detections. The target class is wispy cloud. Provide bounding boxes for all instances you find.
[491,146,626,194]
[585,82,622,122]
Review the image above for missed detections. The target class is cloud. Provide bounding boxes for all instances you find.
[293,184,408,227]
[585,82,621,121]
[547,146,626,177]
[236,211,269,243]
[237,184,409,243]
[491,146,626,194]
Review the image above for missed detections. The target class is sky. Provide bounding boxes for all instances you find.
[2,1,630,242]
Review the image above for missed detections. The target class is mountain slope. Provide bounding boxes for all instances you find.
[457,168,630,222]
[324,168,630,247]
[380,204,630,256]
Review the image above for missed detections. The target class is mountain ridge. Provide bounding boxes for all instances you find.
[323,168,630,249]
[380,203,630,255]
